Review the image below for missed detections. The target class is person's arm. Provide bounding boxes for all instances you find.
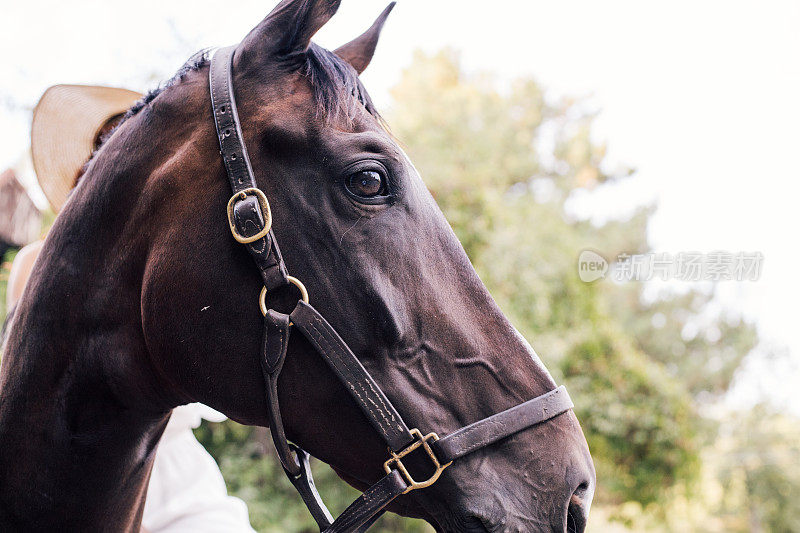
[6,240,44,310]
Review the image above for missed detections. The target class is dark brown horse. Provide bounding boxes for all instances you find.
[0,1,594,531]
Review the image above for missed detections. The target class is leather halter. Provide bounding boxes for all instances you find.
[209,45,574,532]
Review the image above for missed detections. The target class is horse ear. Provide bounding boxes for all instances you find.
[240,0,341,62]
[334,2,396,74]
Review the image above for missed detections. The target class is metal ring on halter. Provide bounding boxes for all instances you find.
[226,187,272,244]
[260,276,309,316]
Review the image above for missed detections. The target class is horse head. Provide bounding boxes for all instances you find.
[2,1,594,531]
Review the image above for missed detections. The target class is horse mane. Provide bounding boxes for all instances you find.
[119,48,212,130]
[78,43,379,183]
[119,43,378,130]
[79,48,212,175]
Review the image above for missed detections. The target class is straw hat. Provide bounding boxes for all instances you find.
[31,84,141,212]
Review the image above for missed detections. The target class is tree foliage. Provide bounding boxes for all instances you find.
[707,405,800,532]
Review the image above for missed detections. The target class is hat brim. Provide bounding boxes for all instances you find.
[31,84,142,212]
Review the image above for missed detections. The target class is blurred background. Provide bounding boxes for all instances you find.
[1,1,798,531]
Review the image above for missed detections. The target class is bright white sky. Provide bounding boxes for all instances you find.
[1,0,798,411]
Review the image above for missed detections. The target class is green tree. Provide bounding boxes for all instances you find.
[0,248,18,344]
[608,286,758,399]
[714,405,800,532]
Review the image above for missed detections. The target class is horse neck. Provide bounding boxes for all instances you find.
[0,342,169,530]
[0,124,179,531]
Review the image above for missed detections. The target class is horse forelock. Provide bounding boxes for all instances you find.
[303,42,381,122]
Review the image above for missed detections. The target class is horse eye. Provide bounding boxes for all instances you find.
[345,170,387,198]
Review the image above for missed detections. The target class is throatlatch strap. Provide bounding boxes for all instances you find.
[261,310,300,475]
[287,444,335,529]
[290,301,416,452]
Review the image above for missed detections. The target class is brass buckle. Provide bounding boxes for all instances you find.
[383,428,452,493]
[226,187,272,244]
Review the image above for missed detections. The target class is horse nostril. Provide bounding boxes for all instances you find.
[566,483,590,533]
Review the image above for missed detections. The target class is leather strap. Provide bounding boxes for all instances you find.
[210,45,288,291]
[323,470,408,533]
[262,312,338,529]
[431,385,573,463]
[287,444,335,529]
[210,45,258,195]
[260,310,301,475]
[290,301,416,452]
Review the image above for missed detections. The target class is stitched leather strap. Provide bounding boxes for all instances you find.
[260,310,301,475]
[290,301,416,452]
[288,301,575,531]
[431,386,573,463]
[210,45,288,291]
[323,470,408,533]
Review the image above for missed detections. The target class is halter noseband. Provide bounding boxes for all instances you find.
[209,45,574,532]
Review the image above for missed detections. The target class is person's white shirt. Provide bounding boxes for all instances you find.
[142,404,256,532]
